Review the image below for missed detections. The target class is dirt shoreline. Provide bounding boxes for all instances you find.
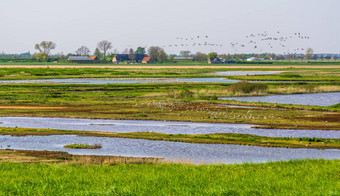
[1,65,340,69]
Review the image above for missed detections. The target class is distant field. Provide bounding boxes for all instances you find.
[1,64,340,69]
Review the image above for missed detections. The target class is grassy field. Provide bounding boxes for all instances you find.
[0,159,338,195]
[0,67,340,81]
[0,83,339,129]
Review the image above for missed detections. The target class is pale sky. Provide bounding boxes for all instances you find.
[1,0,339,55]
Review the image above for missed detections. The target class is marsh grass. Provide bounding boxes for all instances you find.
[0,159,338,195]
[64,143,102,149]
[0,149,163,165]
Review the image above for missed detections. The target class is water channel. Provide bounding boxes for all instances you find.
[0,117,339,139]
[220,92,340,106]
[0,135,339,164]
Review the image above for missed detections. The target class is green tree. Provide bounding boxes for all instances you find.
[34,41,56,62]
[34,53,47,62]
[94,48,102,59]
[135,47,146,55]
[208,52,217,60]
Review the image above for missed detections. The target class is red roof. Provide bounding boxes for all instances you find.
[142,57,151,62]
[90,56,98,60]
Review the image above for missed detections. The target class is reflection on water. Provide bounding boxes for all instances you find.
[0,135,339,164]
[220,92,340,106]
[0,117,339,139]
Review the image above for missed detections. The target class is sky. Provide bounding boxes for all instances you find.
[1,0,339,55]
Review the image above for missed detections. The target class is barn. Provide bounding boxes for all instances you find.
[68,56,94,63]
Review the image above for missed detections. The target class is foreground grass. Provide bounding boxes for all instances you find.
[0,159,338,195]
[1,127,339,149]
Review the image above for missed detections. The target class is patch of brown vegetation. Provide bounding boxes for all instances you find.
[0,106,67,110]
[0,149,164,165]
[301,113,340,123]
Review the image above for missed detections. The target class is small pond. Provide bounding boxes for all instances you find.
[0,117,339,139]
[0,135,339,164]
[220,92,340,106]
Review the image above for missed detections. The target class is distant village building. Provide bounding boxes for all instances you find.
[142,57,153,64]
[173,56,194,62]
[247,57,263,62]
[112,54,146,63]
[90,56,99,61]
[208,58,236,64]
[208,58,222,64]
[68,56,94,63]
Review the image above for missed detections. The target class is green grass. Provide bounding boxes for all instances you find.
[64,143,102,149]
[0,160,338,195]
[0,83,339,130]
[0,67,339,81]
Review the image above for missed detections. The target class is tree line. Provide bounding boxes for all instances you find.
[1,40,338,63]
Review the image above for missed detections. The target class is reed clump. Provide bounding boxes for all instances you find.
[64,143,102,149]
[228,82,268,94]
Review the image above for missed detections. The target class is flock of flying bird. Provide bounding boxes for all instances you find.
[162,35,224,48]
[160,31,311,53]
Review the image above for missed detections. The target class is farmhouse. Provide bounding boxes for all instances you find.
[208,58,222,64]
[142,57,153,64]
[90,56,99,60]
[173,56,194,62]
[68,56,94,63]
[112,54,146,63]
[247,57,263,62]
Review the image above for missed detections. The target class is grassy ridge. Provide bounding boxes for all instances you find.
[0,160,339,195]
[1,127,339,149]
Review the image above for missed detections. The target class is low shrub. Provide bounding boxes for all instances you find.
[228,82,268,94]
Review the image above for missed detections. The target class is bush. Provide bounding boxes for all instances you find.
[228,82,268,94]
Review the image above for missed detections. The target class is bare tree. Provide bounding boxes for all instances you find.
[97,40,112,60]
[195,52,207,61]
[34,41,56,62]
[180,50,191,57]
[75,46,91,56]
[122,48,129,54]
[157,49,168,63]
[305,48,313,59]
[148,46,162,62]
[128,48,135,63]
